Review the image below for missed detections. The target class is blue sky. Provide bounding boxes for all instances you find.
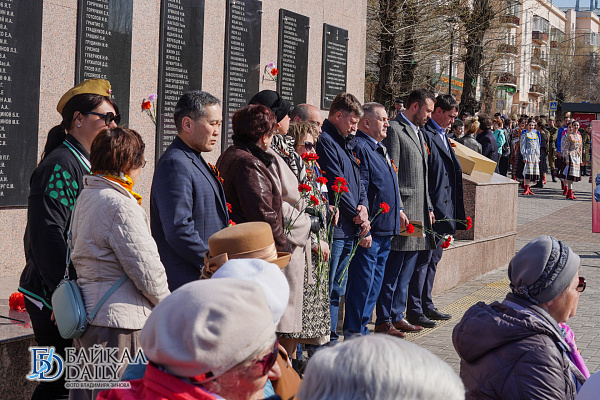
[552,0,594,7]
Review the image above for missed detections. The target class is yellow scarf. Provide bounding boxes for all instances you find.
[94,172,143,205]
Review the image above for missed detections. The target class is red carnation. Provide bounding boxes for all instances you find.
[301,153,319,162]
[316,177,328,185]
[379,202,390,214]
[441,237,452,249]
[9,292,25,311]
[466,216,472,231]
[341,185,350,193]
[310,195,319,206]
[406,223,415,234]
[228,219,236,226]
[142,100,152,110]
[298,183,312,194]
[271,68,279,76]
[334,177,347,186]
[227,202,232,213]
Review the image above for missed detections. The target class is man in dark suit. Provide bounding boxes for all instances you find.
[150,91,229,291]
[315,92,369,344]
[343,102,401,338]
[375,89,436,337]
[407,95,465,328]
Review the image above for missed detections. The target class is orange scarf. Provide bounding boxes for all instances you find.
[94,172,143,205]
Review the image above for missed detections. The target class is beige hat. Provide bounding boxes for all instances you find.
[140,278,275,380]
[56,79,112,114]
[202,221,291,278]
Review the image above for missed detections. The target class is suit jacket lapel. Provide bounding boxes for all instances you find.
[177,139,227,216]
[396,115,424,156]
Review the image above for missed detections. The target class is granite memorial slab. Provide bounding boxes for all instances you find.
[320,23,348,110]
[156,0,205,160]
[222,0,262,151]
[76,0,133,126]
[277,9,309,107]
[0,1,43,207]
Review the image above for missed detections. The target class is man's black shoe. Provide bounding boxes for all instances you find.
[425,308,452,321]
[406,313,436,328]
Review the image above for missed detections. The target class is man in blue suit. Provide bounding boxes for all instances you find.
[343,102,401,338]
[407,95,465,328]
[316,92,369,344]
[150,91,229,291]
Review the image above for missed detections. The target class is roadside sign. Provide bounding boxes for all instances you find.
[550,101,558,111]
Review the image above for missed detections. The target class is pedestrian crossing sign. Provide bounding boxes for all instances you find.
[550,101,558,111]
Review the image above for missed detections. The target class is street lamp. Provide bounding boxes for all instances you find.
[447,17,460,96]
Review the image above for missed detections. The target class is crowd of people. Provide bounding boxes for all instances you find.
[18,78,593,400]
[451,111,592,198]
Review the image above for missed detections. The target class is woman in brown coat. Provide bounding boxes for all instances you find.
[217,104,289,252]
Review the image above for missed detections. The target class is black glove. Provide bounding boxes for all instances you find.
[305,207,324,233]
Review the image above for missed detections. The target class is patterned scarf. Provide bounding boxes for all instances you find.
[94,172,143,205]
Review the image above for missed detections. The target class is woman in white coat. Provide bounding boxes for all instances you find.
[69,127,170,400]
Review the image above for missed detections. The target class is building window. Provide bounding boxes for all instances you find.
[533,15,549,33]
[506,0,520,16]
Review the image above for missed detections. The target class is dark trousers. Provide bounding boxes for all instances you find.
[328,238,355,342]
[407,243,444,316]
[498,156,510,176]
[343,235,392,337]
[375,250,419,325]
[24,298,71,399]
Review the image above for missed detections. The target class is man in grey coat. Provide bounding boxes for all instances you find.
[375,89,436,337]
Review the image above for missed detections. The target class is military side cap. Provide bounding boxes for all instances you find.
[57,79,112,114]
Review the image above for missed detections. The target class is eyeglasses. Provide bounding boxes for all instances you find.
[85,111,121,126]
[303,142,315,151]
[577,277,586,293]
[254,340,279,375]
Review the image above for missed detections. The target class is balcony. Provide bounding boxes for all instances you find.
[500,14,520,27]
[529,83,544,96]
[498,43,518,56]
[530,55,547,69]
[497,73,517,88]
[532,31,549,44]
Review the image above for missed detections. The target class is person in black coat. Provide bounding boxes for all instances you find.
[476,113,498,163]
[407,95,466,328]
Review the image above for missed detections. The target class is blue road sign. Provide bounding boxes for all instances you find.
[550,101,558,111]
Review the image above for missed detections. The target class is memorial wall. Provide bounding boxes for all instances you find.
[0,0,367,277]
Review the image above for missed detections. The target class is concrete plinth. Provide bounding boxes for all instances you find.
[432,171,518,295]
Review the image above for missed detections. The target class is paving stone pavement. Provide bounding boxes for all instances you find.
[406,176,600,374]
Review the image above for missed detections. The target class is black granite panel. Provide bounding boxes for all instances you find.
[222,0,262,151]
[0,1,43,207]
[320,24,348,110]
[156,0,205,160]
[277,10,309,107]
[76,0,133,126]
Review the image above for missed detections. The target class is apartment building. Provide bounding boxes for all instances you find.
[493,0,600,116]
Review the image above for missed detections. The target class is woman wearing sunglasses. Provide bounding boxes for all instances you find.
[19,79,119,399]
[98,277,282,400]
[285,121,332,351]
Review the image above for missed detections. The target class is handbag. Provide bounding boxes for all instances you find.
[51,202,128,339]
